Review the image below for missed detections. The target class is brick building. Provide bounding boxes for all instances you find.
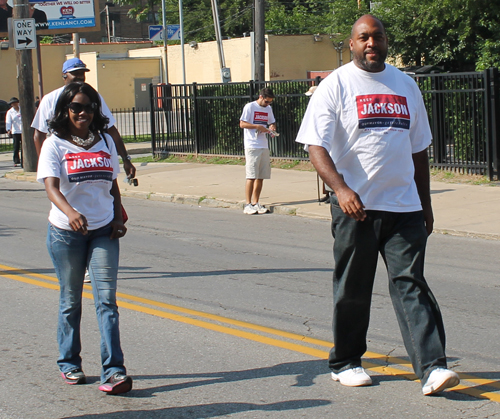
[81,0,157,43]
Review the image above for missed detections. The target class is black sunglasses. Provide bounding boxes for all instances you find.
[67,102,97,114]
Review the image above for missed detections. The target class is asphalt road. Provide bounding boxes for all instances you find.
[0,177,499,418]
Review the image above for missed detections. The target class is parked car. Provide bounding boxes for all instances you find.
[0,99,9,134]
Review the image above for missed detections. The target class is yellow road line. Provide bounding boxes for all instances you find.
[0,263,332,348]
[1,263,499,402]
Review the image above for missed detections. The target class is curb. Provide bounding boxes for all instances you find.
[4,170,500,240]
[120,190,307,218]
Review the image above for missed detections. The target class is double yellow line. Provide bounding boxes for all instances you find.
[1,262,499,402]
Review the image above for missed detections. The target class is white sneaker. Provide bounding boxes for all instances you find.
[84,270,91,283]
[254,203,269,214]
[331,367,372,387]
[243,203,257,215]
[422,368,460,395]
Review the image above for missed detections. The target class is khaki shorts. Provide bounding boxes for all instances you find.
[245,148,271,179]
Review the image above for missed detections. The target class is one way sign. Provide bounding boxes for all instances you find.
[12,19,36,50]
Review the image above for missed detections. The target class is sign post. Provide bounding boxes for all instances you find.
[13,0,37,172]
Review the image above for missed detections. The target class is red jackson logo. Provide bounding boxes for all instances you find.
[357,94,410,130]
[66,151,113,183]
[253,111,269,125]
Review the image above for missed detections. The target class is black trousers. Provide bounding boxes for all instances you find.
[328,194,447,382]
[12,133,22,165]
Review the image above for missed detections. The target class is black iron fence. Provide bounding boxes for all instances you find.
[150,69,500,180]
[1,108,151,153]
[0,133,12,152]
[3,70,497,179]
[150,79,320,159]
[414,68,500,178]
[111,107,151,142]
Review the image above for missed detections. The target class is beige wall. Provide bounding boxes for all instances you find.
[0,42,154,105]
[267,35,350,80]
[163,35,348,84]
[166,37,253,84]
[95,57,161,109]
[0,36,348,108]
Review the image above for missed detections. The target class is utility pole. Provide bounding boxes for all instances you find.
[13,0,37,172]
[210,0,231,82]
[161,0,168,83]
[72,33,80,57]
[105,2,114,42]
[254,0,265,82]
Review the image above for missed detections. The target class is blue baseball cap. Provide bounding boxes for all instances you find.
[62,58,90,74]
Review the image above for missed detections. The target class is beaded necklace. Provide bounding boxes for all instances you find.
[70,131,95,147]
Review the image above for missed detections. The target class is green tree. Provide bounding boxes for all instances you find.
[329,0,500,71]
[116,0,500,71]
[115,0,254,42]
[265,0,334,35]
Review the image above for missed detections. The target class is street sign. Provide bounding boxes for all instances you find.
[149,25,181,41]
[149,25,163,42]
[167,24,180,40]
[12,19,36,50]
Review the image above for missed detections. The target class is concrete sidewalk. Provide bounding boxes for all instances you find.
[3,144,500,239]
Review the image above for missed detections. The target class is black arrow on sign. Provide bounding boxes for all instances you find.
[18,38,33,46]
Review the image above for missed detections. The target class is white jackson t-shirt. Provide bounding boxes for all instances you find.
[296,62,432,213]
[37,133,120,231]
[240,100,276,149]
[31,86,116,133]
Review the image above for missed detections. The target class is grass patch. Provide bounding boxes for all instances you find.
[0,144,13,152]
[430,169,490,185]
[129,153,315,170]
[130,154,246,166]
[275,160,300,169]
[121,135,151,144]
[129,154,494,182]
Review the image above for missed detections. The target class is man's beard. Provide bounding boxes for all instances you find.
[353,49,387,72]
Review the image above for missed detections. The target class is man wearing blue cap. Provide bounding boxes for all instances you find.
[32,57,136,178]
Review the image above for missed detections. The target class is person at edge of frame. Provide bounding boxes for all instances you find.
[6,96,22,167]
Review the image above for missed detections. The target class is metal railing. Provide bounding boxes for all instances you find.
[3,71,496,179]
[150,71,500,179]
[111,107,151,143]
[413,69,499,178]
[150,79,320,159]
[0,133,13,152]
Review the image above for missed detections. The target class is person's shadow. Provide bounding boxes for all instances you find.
[64,359,332,418]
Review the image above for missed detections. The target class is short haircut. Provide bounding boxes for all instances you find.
[350,14,386,39]
[259,88,275,99]
[48,82,110,137]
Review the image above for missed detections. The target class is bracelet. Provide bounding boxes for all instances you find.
[125,155,132,161]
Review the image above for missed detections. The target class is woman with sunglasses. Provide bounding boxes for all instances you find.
[37,82,132,395]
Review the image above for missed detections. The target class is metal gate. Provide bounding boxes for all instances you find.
[150,70,500,179]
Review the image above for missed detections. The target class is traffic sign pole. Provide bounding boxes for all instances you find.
[161,0,168,84]
[13,0,37,172]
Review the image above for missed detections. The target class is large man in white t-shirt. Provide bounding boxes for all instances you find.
[296,15,459,396]
[32,57,136,178]
[239,88,276,215]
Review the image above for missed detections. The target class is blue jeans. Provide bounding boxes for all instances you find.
[47,223,126,383]
[328,195,447,382]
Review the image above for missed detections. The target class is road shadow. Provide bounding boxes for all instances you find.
[62,359,331,418]
[118,266,332,281]
[0,265,333,283]
[61,399,332,418]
